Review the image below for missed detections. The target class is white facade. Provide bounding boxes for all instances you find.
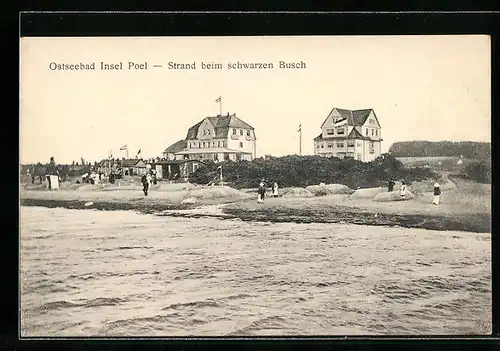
[314,108,382,162]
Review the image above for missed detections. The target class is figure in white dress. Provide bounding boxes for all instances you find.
[272,182,279,197]
[399,181,407,198]
[433,182,441,205]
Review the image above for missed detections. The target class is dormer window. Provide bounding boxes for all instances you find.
[336,128,345,135]
[366,129,369,136]
[246,130,250,136]
[233,129,236,135]
[327,129,334,135]
[240,129,244,136]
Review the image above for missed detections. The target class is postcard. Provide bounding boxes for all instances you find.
[20,35,491,337]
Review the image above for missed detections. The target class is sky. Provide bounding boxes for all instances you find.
[20,35,491,165]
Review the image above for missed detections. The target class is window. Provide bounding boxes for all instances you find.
[239,142,243,148]
[217,141,220,147]
[366,129,369,136]
[246,130,250,136]
[327,143,334,148]
[371,129,374,136]
[347,141,355,147]
[202,142,206,148]
[233,129,236,134]
[327,129,334,135]
[240,129,244,135]
[222,140,226,147]
[336,128,345,135]
[321,143,324,148]
[370,141,374,148]
[376,130,378,136]
[337,142,344,148]
[369,118,375,124]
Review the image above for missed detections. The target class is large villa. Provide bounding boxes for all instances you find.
[313,107,383,162]
[163,113,257,163]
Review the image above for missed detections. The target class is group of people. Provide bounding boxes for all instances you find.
[388,179,441,205]
[257,179,279,203]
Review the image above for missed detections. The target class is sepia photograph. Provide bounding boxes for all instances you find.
[19,35,491,337]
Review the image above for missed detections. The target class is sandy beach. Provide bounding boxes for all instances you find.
[19,176,490,233]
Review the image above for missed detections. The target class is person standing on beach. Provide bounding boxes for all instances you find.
[388,179,395,192]
[433,182,441,205]
[258,179,267,203]
[400,181,407,198]
[141,173,149,196]
[272,182,279,197]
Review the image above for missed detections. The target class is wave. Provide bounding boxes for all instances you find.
[227,315,287,335]
[30,297,127,313]
[66,270,161,281]
[162,298,221,311]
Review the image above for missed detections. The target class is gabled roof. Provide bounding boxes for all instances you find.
[186,114,254,140]
[347,128,365,139]
[122,159,145,167]
[321,108,379,128]
[164,139,187,154]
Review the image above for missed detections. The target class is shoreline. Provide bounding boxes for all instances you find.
[20,196,491,233]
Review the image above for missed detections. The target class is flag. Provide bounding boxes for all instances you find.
[215,96,221,103]
[297,124,301,132]
[137,149,142,156]
[120,145,127,150]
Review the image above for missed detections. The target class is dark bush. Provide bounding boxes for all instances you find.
[188,154,437,189]
[463,161,491,183]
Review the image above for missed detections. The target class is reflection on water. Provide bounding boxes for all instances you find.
[20,206,491,336]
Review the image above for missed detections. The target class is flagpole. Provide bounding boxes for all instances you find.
[219,97,222,116]
[299,124,302,156]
